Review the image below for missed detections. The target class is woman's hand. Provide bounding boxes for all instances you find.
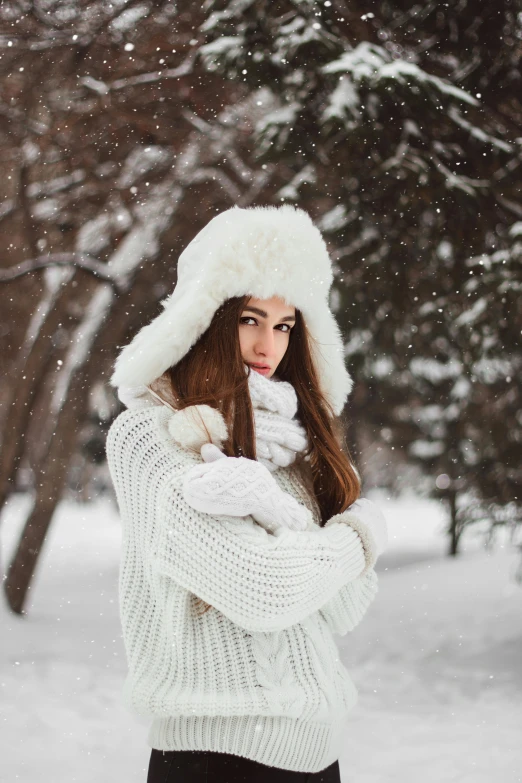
[182,444,312,533]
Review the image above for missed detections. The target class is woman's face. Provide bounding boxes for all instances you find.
[239,296,296,378]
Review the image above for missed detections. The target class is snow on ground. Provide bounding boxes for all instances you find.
[1,490,521,783]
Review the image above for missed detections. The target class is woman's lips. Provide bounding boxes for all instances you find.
[249,363,271,375]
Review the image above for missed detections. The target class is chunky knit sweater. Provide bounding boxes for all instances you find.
[106,375,379,773]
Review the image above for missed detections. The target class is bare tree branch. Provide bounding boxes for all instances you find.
[0,253,125,291]
[108,51,198,92]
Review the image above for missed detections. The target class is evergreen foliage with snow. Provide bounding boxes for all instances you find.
[195,0,522,550]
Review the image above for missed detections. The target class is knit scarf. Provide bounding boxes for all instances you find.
[117,367,309,473]
[246,366,309,472]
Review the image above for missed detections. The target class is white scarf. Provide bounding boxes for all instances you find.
[117,368,309,472]
[246,367,309,472]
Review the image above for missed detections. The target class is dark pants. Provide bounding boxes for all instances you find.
[147,748,341,782]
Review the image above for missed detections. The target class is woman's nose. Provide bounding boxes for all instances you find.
[255,330,275,356]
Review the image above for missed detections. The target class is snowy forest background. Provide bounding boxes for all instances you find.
[1,0,521,611]
[0,3,521,781]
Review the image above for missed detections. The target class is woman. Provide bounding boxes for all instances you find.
[106,204,388,782]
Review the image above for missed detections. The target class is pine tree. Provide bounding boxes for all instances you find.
[196,0,522,551]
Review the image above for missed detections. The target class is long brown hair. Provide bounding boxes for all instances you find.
[150,295,361,615]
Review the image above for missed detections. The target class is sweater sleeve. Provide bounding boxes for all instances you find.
[106,408,368,634]
[318,569,379,636]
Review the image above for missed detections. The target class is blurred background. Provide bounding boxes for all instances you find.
[0,2,521,782]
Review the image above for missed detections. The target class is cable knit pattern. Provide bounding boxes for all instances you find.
[182,455,313,533]
[106,394,379,773]
[250,631,307,717]
[248,367,310,472]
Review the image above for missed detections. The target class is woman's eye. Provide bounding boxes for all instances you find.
[239,317,291,333]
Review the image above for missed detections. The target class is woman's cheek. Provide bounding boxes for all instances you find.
[276,333,291,360]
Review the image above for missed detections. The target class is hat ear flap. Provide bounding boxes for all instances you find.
[167,404,228,451]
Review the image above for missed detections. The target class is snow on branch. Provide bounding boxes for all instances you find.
[1,175,182,292]
[322,42,479,107]
[431,154,490,196]
[0,253,123,290]
[198,36,245,71]
[50,285,114,417]
[48,178,183,416]
[73,52,196,96]
[447,106,513,153]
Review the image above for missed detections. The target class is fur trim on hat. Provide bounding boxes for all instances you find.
[110,204,353,415]
[168,404,228,451]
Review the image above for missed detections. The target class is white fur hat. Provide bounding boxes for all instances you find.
[110,204,352,415]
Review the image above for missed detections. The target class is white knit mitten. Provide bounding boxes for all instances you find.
[326,497,389,576]
[347,498,389,557]
[182,444,312,533]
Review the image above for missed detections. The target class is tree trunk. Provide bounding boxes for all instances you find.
[3,262,168,614]
[447,489,460,557]
[3,356,94,613]
[0,280,78,514]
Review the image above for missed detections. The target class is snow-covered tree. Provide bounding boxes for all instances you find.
[1,0,520,617]
[196,0,522,551]
[451,223,522,541]
[0,0,269,613]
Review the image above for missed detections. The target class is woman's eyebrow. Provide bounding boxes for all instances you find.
[243,306,296,322]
